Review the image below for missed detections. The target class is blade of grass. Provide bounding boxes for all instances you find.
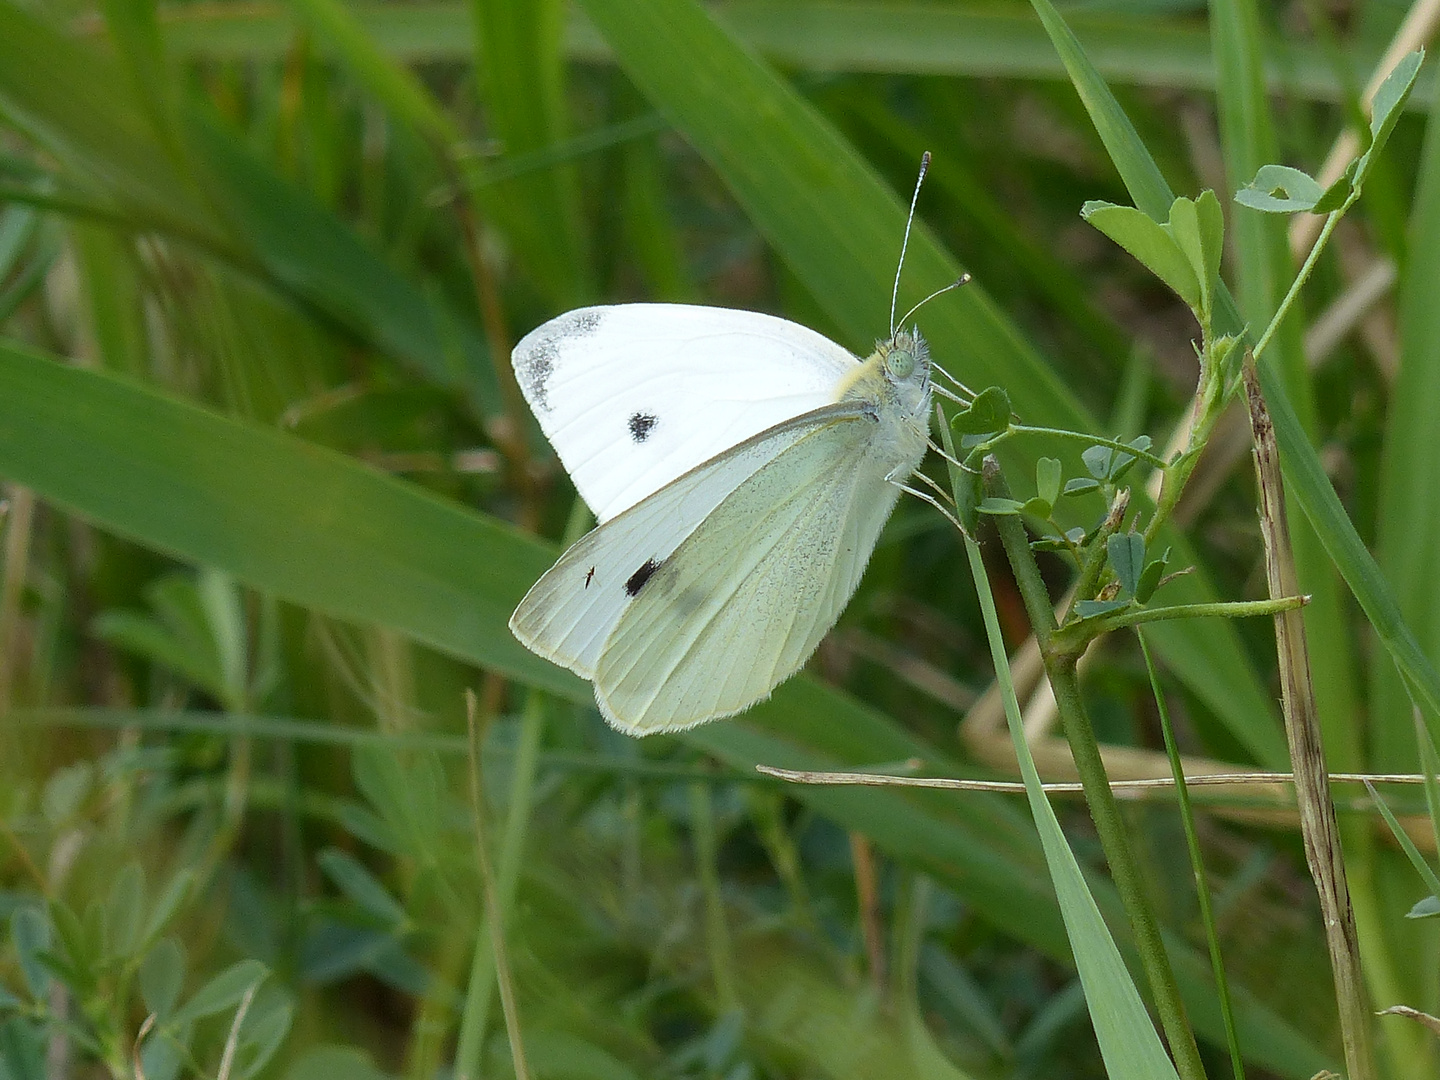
[964,535,1180,1080]
[149,1,1432,110]
[469,0,591,308]
[1365,782,1440,901]
[0,340,566,696]
[1375,61,1440,770]
[1209,0,1363,783]
[0,3,498,415]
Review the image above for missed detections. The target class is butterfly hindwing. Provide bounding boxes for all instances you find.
[508,404,870,679]
[593,414,900,733]
[511,304,859,521]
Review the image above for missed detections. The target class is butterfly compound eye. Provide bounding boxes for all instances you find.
[886,348,916,379]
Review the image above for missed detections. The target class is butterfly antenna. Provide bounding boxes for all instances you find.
[890,151,931,336]
[897,272,971,330]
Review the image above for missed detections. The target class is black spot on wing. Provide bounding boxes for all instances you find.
[628,412,658,442]
[625,559,660,597]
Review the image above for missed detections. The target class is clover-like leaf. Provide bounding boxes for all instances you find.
[1235,165,1325,213]
[1406,894,1440,920]
[1081,200,1201,311]
[1134,547,1173,604]
[977,497,1024,516]
[1368,50,1424,155]
[1082,444,1114,480]
[1074,599,1130,620]
[1036,457,1062,507]
[1107,533,1145,597]
[951,386,1011,435]
[1166,193,1223,315]
[1063,476,1101,496]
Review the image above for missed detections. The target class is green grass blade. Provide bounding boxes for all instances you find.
[577,0,1288,767]
[0,2,215,239]
[149,1,1433,112]
[285,0,458,146]
[1363,782,1440,902]
[0,340,563,696]
[0,2,495,414]
[965,537,1180,1080]
[1209,0,1363,781]
[179,117,497,415]
[470,0,592,308]
[1375,67,1440,770]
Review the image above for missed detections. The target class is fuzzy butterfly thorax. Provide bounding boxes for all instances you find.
[833,328,932,483]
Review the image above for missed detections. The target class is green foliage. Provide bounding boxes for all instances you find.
[0,0,1435,1076]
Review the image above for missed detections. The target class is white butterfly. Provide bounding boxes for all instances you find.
[509,160,958,735]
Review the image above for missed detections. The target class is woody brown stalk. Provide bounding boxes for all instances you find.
[1243,358,1375,1080]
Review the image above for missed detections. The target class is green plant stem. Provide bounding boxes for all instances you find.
[454,692,545,1078]
[985,458,1206,1080]
[1251,207,1343,364]
[459,690,532,1080]
[1056,595,1307,648]
[1139,631,1245,1080]
[1066,488,1131,618]
[1008,424,1170,469]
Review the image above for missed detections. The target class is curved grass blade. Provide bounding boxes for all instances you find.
[966,536,1180,1080]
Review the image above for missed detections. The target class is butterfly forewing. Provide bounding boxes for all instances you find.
[508,404,870,679]
[511,304,859,521]
[593,416,900,733]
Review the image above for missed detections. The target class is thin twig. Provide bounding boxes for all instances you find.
[756,764,1440,793]
[850,832,886,997]
[216,982,259,1080]
[132,1014,156,1080]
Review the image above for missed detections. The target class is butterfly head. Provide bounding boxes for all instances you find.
[876,328,931,413]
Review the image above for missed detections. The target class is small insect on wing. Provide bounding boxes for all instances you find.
[509,404,870,680]
[594,414,900,734]
[510,304,859,522]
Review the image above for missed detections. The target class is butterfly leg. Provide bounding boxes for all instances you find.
[889,478,968,537]
[925,439,971,471]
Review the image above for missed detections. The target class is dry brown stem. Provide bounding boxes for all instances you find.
[1244,358,1375,1080]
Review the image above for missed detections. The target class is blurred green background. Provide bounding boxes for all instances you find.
[0,0,1436,1077]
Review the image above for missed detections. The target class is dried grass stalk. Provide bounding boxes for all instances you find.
[1244,358,1375,1080]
